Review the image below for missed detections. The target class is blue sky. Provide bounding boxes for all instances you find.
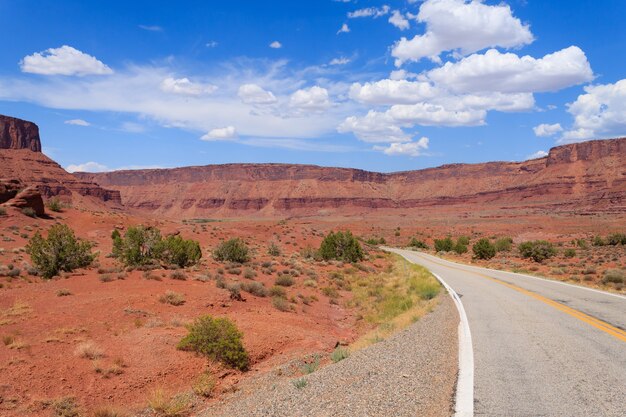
[1,0,625,173]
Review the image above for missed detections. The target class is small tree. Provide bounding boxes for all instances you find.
[114,226,163,266]
[453,242,468,255]
[457,236,470,246]
[26,224,96,279]
[159,235,202,268]
[318,231,364,263]
[178,315,249,371]
[472,238,496,260]
[434,237,454,252]
[213,238,250,263]
[518,240,556,262]
[408,237,429,249]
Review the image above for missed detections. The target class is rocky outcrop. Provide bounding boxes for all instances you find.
[0,115,42,152]
[76,137,626,218]
[4,186,45,216]
[0,179,22,204]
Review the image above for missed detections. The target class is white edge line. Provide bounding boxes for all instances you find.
[417,250,626,300]
[387,248,474,417]
[432,271,474,417]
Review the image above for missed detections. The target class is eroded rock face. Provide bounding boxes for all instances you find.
[0,115,42,152]
[0,179,23,204]
[3,186,45,216]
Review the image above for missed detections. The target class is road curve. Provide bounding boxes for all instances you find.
[386,248,626,417]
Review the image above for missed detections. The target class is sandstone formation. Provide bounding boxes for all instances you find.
[76,138,626,218]
[4,186,46,216]
[0,115,42,152]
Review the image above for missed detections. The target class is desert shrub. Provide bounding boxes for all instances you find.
[52,397,81,417]
[472,238,496,260]
[408,238,428,249]
[602,269,625,284]
[318,231,364,263]
[272,296,291,311]
[193,372,216,398]
[26,224,96,279]
[47,198,63,212]
[111,226,163,266]
[177,315,249,371]
[75,341,104,359]
[365,237,386,245]
[330,347,349,363]
[563,248,576,258]
[243,267,256,279]
[147,389,192,417]
[170,270,187,280]
[518,240,556,262]
[57,288,72,296]
[453,242,468,255]
[494,237,513,252]
[269,286,286,298]
[300,246,318,259]
[159,291,186,306]
[592,235,605,246]
[434,237,454,252]
[457,236,470,246]
[21,207,37,218]
[267,242,281,257]
[159,235,202,268]
[241,281,268,297]
[606,233,626,246]
[213,238,250,263]
[275,275,295,287]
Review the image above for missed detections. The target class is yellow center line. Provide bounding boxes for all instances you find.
[413,253,626,343]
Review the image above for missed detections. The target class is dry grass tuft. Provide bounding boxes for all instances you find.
[75,341,104,359]
[147,388,192,417]
[159,291,185,306]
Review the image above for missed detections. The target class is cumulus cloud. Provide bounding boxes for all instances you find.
[387,102,485,126]
[392,0,533,65]
[238,83,278,105]
[337,23,350,34]
[201,126,238,141]
[269,41,282,49]
[389,10,410,30]
[66,161,109,173]
[526,150,548,160]
[561,79,626,142]
[338,111,412,143]
[64,119,90,126]
[533,123,563,137]
[20,45,113,76]
[290,86,331,111]
[348,5,390,18]
[160,77,217,96]
[426,46,594,94]
[350,79,438,105]
[374,137,429,157]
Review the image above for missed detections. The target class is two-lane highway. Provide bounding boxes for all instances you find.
[387,248,626,417]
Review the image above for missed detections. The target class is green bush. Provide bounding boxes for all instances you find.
[518,240,557,262]
[26,224,96,279]
[159,235,202,267]
[592,236,605,246]
[213,238,250,263]
[563,248,576,258]
[408,238,428,249]
[47,198,63,212]
[267,242,281,257]
[318,231,364,263]
[453,242,468,255]
[434,237,454,252]
[494,237,513,252]
[365,237,386,245]
[606,233,626,246]
[330,347,350,363]
[177,315,249,371]
[21,207,37,218]
[472,238,496,260]
[457,236,470,246]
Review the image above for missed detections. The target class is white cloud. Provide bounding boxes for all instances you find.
[427,47,593,94]
[348,5,390,18]
[66,161,109,173]
[201,126,238,141]
[160,77,217,96]
[120,122,146,133]
[388,102,485,126]
[338,111,412,143]
[20,45,113,76]
[206,41,219,48]
[533,123,563,137]
[389,69,418,80]
[329,57,351,65]
[337,23,350,34]
[269,41,282,49]
[238,83,278,105]
[526,150,548,160]
[561,79,626,142]
[392,0,533,65]
[290,86,331,111]
[389,10,410,30]
[64,119,90,126]
[350,79,438,105]
[375,137,429,157]
[138,25,163,32]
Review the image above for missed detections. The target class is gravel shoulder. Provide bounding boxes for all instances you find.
[200,294,459,417]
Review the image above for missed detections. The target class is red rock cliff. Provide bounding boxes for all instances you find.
[0,115,42,152]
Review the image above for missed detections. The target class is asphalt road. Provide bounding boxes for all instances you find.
[387,248,626,417]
